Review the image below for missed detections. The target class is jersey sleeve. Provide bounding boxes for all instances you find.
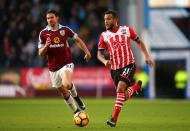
[38,31,45,49]
[65,27,78,40]
[129,26,138,41]
[98,34,107,50]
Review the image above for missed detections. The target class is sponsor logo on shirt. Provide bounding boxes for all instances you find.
[50,44,64,48]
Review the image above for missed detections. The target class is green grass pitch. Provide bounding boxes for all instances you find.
[0,98,190,131]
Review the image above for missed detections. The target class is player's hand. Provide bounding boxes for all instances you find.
[45,37,51,47]
[104,60,111,67]
[84,52,91,62]
[145,56,154,68]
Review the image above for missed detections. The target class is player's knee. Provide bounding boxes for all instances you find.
[117,82,126,92]
[62,82,72,89]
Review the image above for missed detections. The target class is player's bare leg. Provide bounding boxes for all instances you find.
[60,70,85,110]
[107,81,126,127]
[58,85,79,113]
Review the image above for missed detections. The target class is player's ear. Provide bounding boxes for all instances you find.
[114,18,118,23]
[56,16,59,22]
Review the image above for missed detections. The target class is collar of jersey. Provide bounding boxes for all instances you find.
[46,24,63,31]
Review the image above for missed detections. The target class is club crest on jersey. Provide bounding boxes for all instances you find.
[60,30,65,36]
[121,29,126,34]
[53,37,60,44]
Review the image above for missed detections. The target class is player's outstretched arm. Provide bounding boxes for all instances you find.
[75,37,91,62]
[135,37,154,68]
[39,37,51,57]
[97,50,111,67]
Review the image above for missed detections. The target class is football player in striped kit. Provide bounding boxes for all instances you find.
[97,10,154,127]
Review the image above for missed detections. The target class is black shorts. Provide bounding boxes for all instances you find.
[111,63,136,88]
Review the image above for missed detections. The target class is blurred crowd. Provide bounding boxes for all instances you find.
[0,0,108,67]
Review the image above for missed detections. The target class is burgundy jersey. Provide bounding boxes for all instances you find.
[98,25,138,70]
[38,24,78,71]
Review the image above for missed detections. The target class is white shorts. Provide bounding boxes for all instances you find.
[49,63,74,88]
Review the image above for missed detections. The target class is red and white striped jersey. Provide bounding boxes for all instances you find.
[98,25,138,70]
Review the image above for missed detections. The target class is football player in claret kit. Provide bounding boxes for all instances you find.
[38,10,91,114]
[97,10,154,127]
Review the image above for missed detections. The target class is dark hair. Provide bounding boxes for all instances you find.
[46,9,59,16]
[105,10,118,19]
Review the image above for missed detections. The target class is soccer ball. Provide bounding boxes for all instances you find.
[73,111,89,127]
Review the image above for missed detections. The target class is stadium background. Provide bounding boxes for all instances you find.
[0,0,190,99]
[0,0,190,130]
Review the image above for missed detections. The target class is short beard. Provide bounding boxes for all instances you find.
[107,24,114,30]
[51,24,55,28]
[49,22,55,28]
